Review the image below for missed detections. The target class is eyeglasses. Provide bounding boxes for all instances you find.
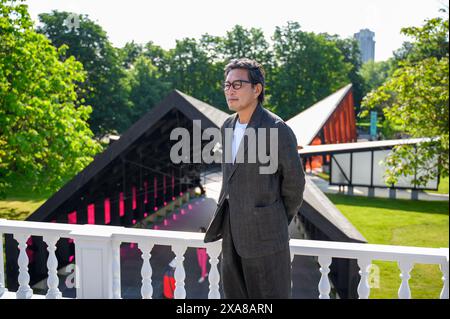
[223,80,253,91]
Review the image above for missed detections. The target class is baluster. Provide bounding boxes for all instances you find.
[290,249,295,291]
[43,235,62,299]
[14,233,33,299]
[112,239,122,299]
[398,260,413,299]
[0,232,7,297]
[439,257,449,299]
[172,244,187,299]
[357,257,371,299]
[206,243,221,299]
[138,241,154,299]
[318,255,331,299]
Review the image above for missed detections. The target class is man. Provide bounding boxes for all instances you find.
[204,58,306,298]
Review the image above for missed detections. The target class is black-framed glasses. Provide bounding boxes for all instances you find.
[223,80,252,91]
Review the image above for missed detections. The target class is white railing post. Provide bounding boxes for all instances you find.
[14,233,33,299]
[0,231,8,297]
[70,226,114,299]
[440,252,449,299]
[206,241,221,299]
[172,244,187,299]
[290,248,295,292]
[398,260,413,299]
[138,241,154,299]
[112,239,122,299]
[43,235,62,299]
[318,255,332,299]
[357,257,371,299]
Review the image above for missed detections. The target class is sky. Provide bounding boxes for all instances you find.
[24,0,446,62]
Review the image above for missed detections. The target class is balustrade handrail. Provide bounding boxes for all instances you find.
[0,218,448,299]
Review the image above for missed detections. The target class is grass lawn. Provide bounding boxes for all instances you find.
[426,176,449,195]
[326,193,449,299]
[0,179,52,220]
[0,196,47,220]
[315,172,449,195]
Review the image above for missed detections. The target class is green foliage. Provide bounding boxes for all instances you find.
[126,55,171,123]
[37,10,133,135]
[326,35,365,114]
[164,37,226,110]
[270,22,353,119]
[132,23,360,117]
[361,12,449,187]
[359,60,395,101]
[0,0,102,197]
[393,11,449,64]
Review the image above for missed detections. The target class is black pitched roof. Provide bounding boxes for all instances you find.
[28,90,229,221]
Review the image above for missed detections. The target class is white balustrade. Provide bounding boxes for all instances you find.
[440,252,449,299]
[172,244,187,299]
[398,260,413,299]
[318,255,332,299]
[357,257,371,299]
[14,233,33,299]
[43,235,62,299]
[112,239,122,299]
[0,230,7,297]
[206,242,221,299]
[138,241,154,299]
[290,251,295,292]
[0,219,448,299]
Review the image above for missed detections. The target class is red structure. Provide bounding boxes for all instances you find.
[287,84,357,171]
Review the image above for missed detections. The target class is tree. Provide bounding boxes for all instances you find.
[218,25,274,111]
[220,25,273,67]
[37,10,132,135]
[361,12,449,187]
[0,0,102,197]
[358,59,396,121]
[327,35,365,116]
[126,56,171,123]
[164,37,226,111]
[120,41,143,69]
[271,21,352,119]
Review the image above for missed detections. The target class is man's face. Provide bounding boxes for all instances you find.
[224,68,260,112]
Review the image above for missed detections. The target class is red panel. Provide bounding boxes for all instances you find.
[87,204,95,224]
[120,192,125,217]
[132,186,137,210]
[323,123,329,144]
[104,198,111,224]
[327,120,334,143]
[335,113,341,143]
[346,101,352,142]
[351,93,357,141]
[311,136,322,146]
[341,109,347,142]
[68,211,77,224]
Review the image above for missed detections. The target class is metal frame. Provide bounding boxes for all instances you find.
[319,147,439,191]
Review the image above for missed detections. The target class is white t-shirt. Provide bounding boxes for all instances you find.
[232,119,248,163]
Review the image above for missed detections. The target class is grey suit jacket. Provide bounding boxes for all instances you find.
[204,103,306,258]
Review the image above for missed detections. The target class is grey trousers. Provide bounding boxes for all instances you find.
[220,203,292,299]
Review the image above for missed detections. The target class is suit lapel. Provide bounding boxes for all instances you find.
[225,103,264,185]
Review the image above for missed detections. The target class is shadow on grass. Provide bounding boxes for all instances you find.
[0,206,33,220]
[325,193,449,216]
